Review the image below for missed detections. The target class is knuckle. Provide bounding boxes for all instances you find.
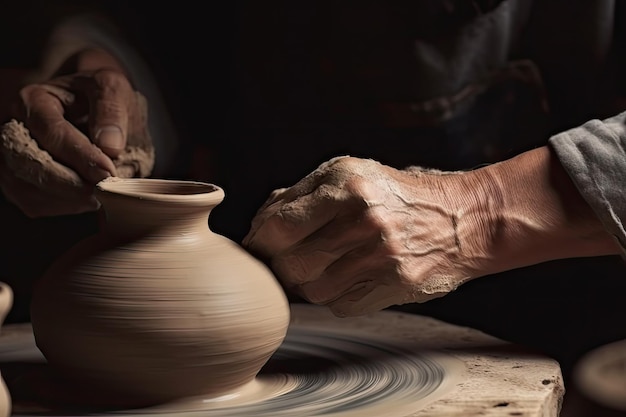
[272,253,312,285]
[18,84,43,99]
[16,84,66,122]
[93,69,132,91]
[328,303,350,318]
[295,281,332,304]
[17,84,46,110]
[97,100,126,119]
[41,122,70,148]
[359,207,385,231]
[300,286,331,304]
[267,208,299,235]
[328,156,359,170]
[297,274,340,304]
[265,188,287,206]
[311,183,338,202]
[329,156,379,176]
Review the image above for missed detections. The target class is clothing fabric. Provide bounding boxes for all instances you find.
[550,113,626,255]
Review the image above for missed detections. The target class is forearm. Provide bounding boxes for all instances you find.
[479,145,621,274]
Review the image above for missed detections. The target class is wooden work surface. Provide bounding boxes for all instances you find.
[291,304,565,417]
[0,304,564,417]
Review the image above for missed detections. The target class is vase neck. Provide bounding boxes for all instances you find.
[94,178,225,238]
[101,200,213,237]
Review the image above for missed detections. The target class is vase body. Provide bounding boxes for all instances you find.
[30,178,290,408]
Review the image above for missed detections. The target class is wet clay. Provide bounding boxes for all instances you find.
[29,178,290,409]
[1,121,86,189]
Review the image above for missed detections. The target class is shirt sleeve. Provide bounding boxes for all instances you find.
[549,111,626,254]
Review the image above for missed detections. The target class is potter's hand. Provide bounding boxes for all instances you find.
[0,49,154,217]
[243,156,502,317]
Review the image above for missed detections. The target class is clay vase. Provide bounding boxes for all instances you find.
[30,178,290,408]
[0,282,13,417]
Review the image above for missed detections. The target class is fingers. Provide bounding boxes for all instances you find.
[2,67,143,218]
[243,156,402,316]
[0,119,101,217]
[293,245,442,317]
[269,209,376,285]
[293,248,404,317]
[242,156,474,318]
[17,84,116,182]
[244,183,347,256]
[326,283,406,317]
[72,69,133,158]
[292,241,394,305]
[244,157,357,253]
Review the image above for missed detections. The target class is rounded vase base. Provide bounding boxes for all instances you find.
[7,371,299,414]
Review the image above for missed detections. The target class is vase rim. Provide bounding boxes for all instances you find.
[95,178,225,206]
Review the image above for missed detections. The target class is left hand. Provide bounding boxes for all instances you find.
[0,48,154,217]
[243,156,501,317]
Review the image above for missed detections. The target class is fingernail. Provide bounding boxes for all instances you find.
[86,160,115,184]
[95,125,124,151]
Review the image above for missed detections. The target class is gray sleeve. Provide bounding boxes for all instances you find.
[549,112,626,253]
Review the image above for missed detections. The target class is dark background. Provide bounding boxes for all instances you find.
[1,0,625,383]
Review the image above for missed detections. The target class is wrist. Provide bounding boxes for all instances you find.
[479,146,620,272]
[436,166,506,279]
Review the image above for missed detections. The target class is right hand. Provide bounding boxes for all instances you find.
[243,156,502,317]
[0,51,152,217]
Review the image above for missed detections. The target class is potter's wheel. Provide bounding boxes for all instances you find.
[0,304,564,417]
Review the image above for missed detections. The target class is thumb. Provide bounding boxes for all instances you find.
[77,70,131,158]
[94,125,126,158]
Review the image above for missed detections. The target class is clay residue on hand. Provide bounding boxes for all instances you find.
[1,120,85,187]
[1,93,155,184]
[117,91,155,178]
[113,144,154,178]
